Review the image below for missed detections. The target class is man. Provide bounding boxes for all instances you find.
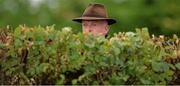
[72,3,116,37]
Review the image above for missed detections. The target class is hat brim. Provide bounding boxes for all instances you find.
[72,17,116,25]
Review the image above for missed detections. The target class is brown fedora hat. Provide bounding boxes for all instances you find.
[72,3,116,25]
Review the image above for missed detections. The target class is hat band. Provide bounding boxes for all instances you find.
[83,14,107,18]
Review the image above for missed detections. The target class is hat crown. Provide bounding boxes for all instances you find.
[82,3,108,18]
[72,3,116,25]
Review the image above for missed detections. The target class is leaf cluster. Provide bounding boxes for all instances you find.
[0,26,179,85]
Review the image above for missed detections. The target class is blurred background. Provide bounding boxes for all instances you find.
[0,0,180,36]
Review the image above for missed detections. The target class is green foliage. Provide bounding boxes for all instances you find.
[0,26,179,85]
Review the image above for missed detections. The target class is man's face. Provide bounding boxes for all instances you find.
[82,20,109,36]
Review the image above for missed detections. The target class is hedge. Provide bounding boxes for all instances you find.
[0,26,179,85]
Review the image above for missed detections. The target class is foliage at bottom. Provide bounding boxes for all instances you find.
[0,26,179,85]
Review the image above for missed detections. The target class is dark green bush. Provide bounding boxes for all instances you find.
[0,26,179,85]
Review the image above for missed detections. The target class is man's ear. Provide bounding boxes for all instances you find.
[105,26,109,33]
[105,26,109,38]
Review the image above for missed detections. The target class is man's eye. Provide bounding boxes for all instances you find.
[83,23,87,26]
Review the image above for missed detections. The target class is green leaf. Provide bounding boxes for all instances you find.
[0,43,5,48]
[175,63,180,69]
[113,47,120,56]
[152,62,169,72]
[38,63,52,73]
[34,32,46,41]
[72,79,78,85]
[92,81,99,85]
[14,26,21,36]
[14,39,22,47]
[56,74,65,85]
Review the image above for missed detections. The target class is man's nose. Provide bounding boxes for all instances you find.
[83,28,91,33]
[85,26,93,32]
[88,29,92,32]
